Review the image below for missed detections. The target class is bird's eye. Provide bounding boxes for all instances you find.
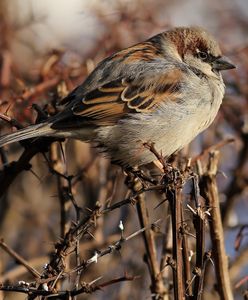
[197,51,208,61]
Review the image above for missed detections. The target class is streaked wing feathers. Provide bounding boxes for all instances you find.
[72,69,182,125]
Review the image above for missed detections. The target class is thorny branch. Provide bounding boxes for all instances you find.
[200,151,233,300]
[0,5,247,299]
[0,119,238,300]
[0,209,158,298]
[0,274,138,298]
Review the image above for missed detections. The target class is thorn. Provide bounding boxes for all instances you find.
[42,283,49,291]
[89,276,103,286]
[188,250,195,262]
[18,281,30,287]
[87,252,98,264]
[119,220,124,239]
[28,168,43,183]
[187,204,197,215]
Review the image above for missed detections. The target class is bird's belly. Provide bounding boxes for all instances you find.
[95,95,222,166]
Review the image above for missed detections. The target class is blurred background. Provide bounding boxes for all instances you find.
[0,0,247,299]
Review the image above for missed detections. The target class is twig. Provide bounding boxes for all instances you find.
[49,142,70,238]
[143,142,187,299]
[0,256,48,282]
[230,247,248,282]
[0,274,138,298]
[234,275,248,289]
[0,239,41,279]
[125,159,168,299]
[221,133,248,227]
[199,150,233,300]
[74,219,162,272]
[160,203,171,277]
[181,214,192,297]
[136,193,166,299]
[166,185,184,300]
[0,143,49,196]
[21,77,60,101]
[39,182,164,284]
[234,225,248,251]
[0,112,24,129]
[189,175,207,300]
[191,138,235,164]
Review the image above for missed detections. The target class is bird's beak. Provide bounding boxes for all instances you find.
[212,57,236,71]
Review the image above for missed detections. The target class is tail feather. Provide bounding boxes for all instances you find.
[0,123,54,147]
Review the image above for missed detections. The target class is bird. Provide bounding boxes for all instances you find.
[0,26,235,167]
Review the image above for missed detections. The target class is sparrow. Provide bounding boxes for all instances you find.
[0,27,235,167]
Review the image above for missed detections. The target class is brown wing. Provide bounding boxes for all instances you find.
[72,69,182,126]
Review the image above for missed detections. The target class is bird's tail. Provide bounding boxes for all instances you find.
[0,122,54,147]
